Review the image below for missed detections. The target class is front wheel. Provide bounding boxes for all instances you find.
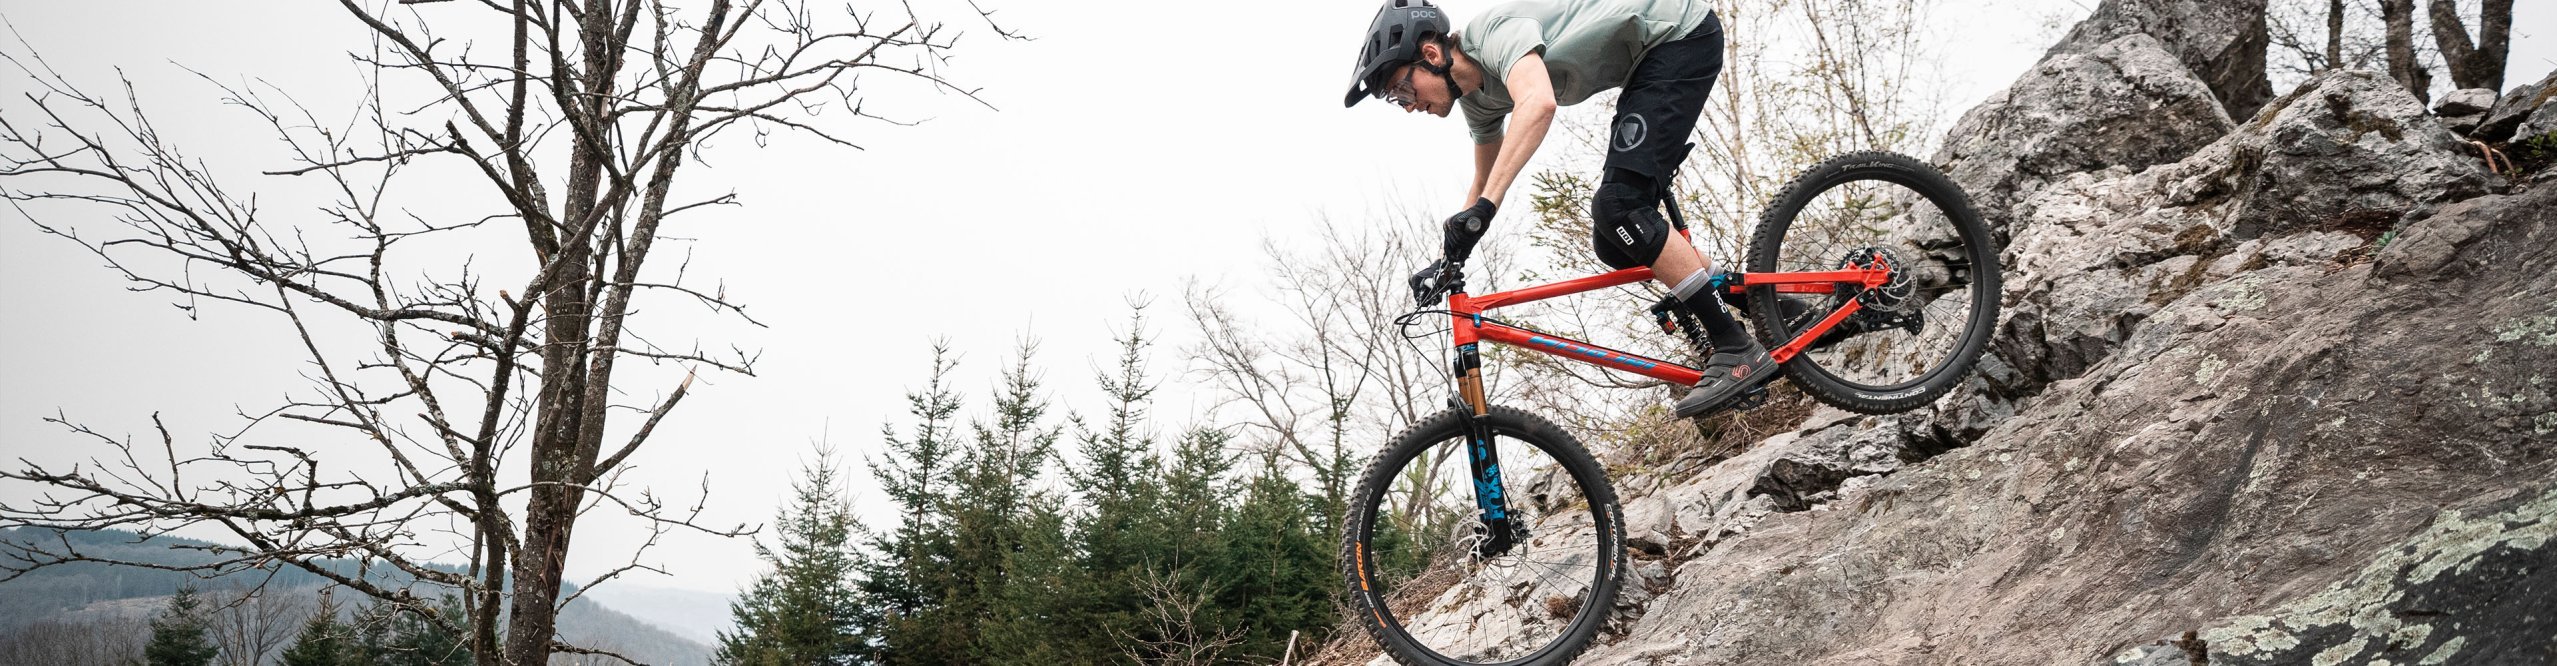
[1340,406,1625,666]
[1746,151,2003,414]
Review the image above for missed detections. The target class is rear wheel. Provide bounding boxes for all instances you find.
[1341,406,1625,666]
[1745,151,2002,414]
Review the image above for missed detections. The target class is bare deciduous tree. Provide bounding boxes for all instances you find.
[2426,0,2512,91]
[1182,214,1463,511]
[2270,0,2387,83]
[2378,0,2434,102]
[1110,566,1244,666]
[1675,0,1941,261]
[207,584,304,666]
[0,1,1014,664]
[0,615,151,666]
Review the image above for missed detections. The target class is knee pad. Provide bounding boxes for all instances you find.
[1590,180,1669,270]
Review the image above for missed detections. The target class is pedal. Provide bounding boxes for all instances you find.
[1727,386,1770,411]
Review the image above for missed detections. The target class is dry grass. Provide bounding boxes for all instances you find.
[1382,556,1467,622]
[1543,594,1583,620]
[1603,382,1819,478]
[1297,615,1382,666]
[2323,208,2404,267]
[1300,555,1467,666]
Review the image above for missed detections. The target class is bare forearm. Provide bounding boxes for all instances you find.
[1465,138,1501,205]
[1477,103,1553,207]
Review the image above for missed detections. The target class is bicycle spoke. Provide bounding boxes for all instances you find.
[1350,412,1616,665]
[1759,167,1993,394]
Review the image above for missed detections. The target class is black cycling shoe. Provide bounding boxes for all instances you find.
[1675,341,1779,418]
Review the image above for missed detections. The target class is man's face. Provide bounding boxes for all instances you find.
[1383,43,1456,117]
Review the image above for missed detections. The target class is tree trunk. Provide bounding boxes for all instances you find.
[2427,0,2513,91]
[501,2,623,662]
[2324,0,2344,70]
[2379,0,2432,104]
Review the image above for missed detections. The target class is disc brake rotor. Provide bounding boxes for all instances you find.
[1840,246,1916,312]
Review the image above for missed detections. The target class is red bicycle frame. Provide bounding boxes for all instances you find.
[1427,239,1896,562]
[1433,252,1895,543]
[1447,260,1894,390]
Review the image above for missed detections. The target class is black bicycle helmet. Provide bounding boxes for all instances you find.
[1343,0,1453,108]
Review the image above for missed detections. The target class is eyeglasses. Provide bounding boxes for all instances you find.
[1381,66,1420,109]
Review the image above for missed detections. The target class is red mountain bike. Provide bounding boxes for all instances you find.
[1341,152,2001,666]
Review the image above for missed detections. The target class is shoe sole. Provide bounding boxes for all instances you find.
[1674,355,1776,418]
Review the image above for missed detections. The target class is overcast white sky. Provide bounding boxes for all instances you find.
[3,1,2552,597]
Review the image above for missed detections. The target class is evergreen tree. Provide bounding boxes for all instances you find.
[840,332,1351,663]
[142,586,218,666]
[1213,455,1337,661]
[940,342,1062,662]
[717,448,868,666]
[979,493,1079,665]
[1093,427,1243,662]
[1156,428,1237,569]
[1062,306,1169,661]
[350,597,473,666]
[856,345,967,664]
[278,594,352,666]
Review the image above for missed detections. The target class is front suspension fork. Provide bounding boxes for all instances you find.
[1455,344,1519,557]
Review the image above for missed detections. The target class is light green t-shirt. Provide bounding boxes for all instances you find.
[1459,0,1712,144]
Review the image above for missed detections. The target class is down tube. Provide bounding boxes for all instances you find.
[1475,323,1706,386]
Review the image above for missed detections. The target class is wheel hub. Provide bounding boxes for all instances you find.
[1840,246,1916,312]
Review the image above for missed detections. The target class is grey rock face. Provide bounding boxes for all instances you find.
[2515,102,2557,144]
[1570,173,2554,666]
[2434,87,2496,116]
[2441,113,2486,136]
[2164,70,2495,240]
[1745,415,1943,512]
[1934,34,2232,237]
[2045,0,2273,120]
[1954,69,2491,435]
[2436,87,2498,136]
[1338,26,2549,666]
[2195,483,2557,666]
[2473,67,2557,143]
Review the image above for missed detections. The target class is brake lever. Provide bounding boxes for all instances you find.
[1410,259,1449,307]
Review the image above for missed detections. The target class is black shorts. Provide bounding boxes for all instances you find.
[1603,13,1723,182]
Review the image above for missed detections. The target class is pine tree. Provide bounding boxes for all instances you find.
[855,345,967,664]
[1156,428,1236,569]
[349,597,474,666]
[1063,305,1169,661]
[1090,427,1242,661]
[941,341,1062,662]
[717,448,868,666]
[979,493,1079,665]
[278,593,351,666]
[142,586,219,666]
[1212,455,1337,661]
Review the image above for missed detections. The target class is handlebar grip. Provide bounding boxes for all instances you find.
[1410,260,1442,307]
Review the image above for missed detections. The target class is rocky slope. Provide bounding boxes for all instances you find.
[1344,1,2557,663]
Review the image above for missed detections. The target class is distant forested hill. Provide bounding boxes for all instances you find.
[0,528,710,665]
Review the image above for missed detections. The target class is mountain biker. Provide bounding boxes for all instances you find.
[1344,0,1771,417]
